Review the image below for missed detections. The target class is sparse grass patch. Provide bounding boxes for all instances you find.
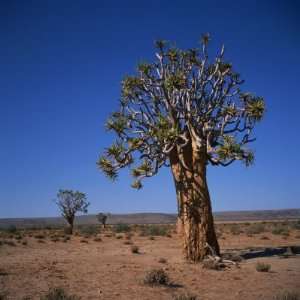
[143,268,170,286]
[274,291,300,300]
[40,287,80,300]
[255,262,271,272]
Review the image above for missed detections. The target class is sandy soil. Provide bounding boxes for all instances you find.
[0,225,300,300]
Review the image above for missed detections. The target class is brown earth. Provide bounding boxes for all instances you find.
[0,223,300,300]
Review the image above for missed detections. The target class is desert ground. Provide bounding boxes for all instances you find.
[0,221,300,300]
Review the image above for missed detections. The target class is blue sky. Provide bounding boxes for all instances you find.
[0,0,299,218]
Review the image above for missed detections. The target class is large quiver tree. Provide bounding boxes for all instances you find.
[98,35,265,262]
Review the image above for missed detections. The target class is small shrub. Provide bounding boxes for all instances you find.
[131,245,139,253]
[260,236,270,240]
[51,237,59,242]
[256,262,271,272]
[94,237,102,242]
[173,294,198,300]
[143,268,170,286]
[4,240,16,247]
[40,287,80,300]
[0,292,8,300]
[272,226,288,235]
[149,236,155,240]
[158,258,167,264]
[116,234,123,239]
[80,239,88,244]
[114,223,131,233]
[22,240,28,246]
[274,291,300,300]
[290,221,300,230]
[79,225,99,237]
[123,240,132,245]
[15,235,23,240]
[140,225,168,237]
[229,225,241,235]
[246,223,265,235]
[63,227,73,235]
[34,234,45,239]
[6,225,17,234]
[62,236,70,243]
[125,232,133,240]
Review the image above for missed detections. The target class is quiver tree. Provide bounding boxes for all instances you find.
[55,189,90,234]
[97,35,265,262]
[97,212,108,228]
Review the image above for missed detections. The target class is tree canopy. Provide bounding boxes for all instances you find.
[98,35,265,189]
[55,189,89,223]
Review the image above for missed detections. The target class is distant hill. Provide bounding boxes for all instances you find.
[0,209,299,229]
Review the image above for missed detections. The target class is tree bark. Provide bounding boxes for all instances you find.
[66,217,74,235]
[170,140,220,262]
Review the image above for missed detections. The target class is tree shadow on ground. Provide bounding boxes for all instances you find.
[222,245,300,260]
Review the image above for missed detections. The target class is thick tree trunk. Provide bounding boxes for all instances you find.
[66,218,74,235]
[170,141,220,262]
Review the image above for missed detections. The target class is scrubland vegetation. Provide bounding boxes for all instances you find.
[0,219,299,299]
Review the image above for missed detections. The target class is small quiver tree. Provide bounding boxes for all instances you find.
[55,189,90,234]
[98,35,265,262]
[97,212,108,228]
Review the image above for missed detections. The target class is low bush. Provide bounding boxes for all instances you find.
[131,245,139,253]
[6,225,17,234]
[143,268,170,286]
[246,223,265,235]
[93,237,102,242]
[123,240,133,245]
[158,258,167,264]
[114,223,131,233]
[255,262,271,272]
[34,234,46,239]
[272,226,289,235]
[40,287,80,300]
[78,225,99,237]
[229,225,242,235]
[140,225,169,237]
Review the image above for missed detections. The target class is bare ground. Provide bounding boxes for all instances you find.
[0,224,300,299]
